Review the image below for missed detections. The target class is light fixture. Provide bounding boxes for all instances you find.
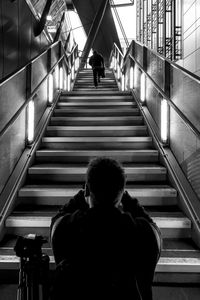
[55,65,59,87]
[117,65,120,80]
[140,72,146,102]
[161,98,169,144]
[134,66,137,88]
[46,15,52,21]
[64,72,67,90]
[48,73,53,103]
[59,67,63,89]
[121,74,125,91]
[27,99,34,144]
[67,73,71,91]
[130,66,134,89]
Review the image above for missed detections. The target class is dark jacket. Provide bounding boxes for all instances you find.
[89,52,104,69]
[50,190,161,300]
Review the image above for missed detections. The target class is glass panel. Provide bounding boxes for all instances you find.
[171,65,200,133]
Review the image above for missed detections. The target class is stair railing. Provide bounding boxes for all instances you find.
[110,40,200,247]
[0,41,79,238]
[110,43,125,90]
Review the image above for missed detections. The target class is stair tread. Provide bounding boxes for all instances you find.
[28,164,166,174]
[51,116,142,121]
[42,137,152,142]
[46,125,147,130]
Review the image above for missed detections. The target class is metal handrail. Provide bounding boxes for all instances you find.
[135,40,200,84]
[128,53,200,141]
[0,42,78,140]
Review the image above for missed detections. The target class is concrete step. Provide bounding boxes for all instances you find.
[50,116,144,126]
[35,149,159,163]
[5,210,191,239]
[62,91,130,96]
[27,163,167,183]
[1,238,199,279]
[53,107,139,117]
[55,101,135,108]
[45,125,148,137]
[18,184,177,206]
[41,136,153,150]
[59,95,133,102]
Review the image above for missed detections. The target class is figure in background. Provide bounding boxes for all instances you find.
[50,157,162,300]
[89,49,105,88]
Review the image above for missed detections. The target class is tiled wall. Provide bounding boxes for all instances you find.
[180,0,200,77]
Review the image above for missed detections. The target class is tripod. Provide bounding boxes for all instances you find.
[14,234,50,300]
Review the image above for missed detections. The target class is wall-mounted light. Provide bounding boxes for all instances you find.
[117,65,120,80]
[121,74,125,91]
[72,65,75,81]
[48,73,53,103]
[114,57,117,71]
[64,72,67,90]
[140,72,146,103]
[59,67,63,89]
[46,15,52,21]
[67,73,71,91]
[55,65,59,87]
[134,66,138,88]
[27,99,35,144]
[130,66,134,89]
[161,98,169,144]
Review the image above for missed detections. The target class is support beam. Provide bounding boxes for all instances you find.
[80,0,109,69]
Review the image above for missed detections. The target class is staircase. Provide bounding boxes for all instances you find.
[0,69,200,291]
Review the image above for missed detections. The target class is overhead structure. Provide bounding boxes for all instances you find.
[72,0,122,66]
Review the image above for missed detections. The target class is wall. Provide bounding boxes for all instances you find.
[0,0,50,81]
[179,0,200,77]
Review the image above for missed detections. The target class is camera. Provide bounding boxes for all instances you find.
[14,234,47,258]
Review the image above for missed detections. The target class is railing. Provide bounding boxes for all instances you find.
[0,40,79,197]
[110,40,200,239]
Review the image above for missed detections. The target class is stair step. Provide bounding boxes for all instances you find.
[35,149,159,163]
[5,212,191,239]
[59,95,133,102]
[18,185,177,206]
[50,116,144,126]
[62,91,130,96]
[41,136,153,150]
[55,101,134,107]
[73,88,119,91]
[45,125,148,137]
[28,164,167,182]
[53,107,139,117]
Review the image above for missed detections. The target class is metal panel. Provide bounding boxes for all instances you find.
[18,0,32,68]
[0,111,26,195]
[33,80,48,129]
[146,77,162,132]
[147,50,165,89]
[0,70,26,133]
[51,43,60,69]
[170,108,200,200]
[2,0,19,78]
[31,52,48,92]
[0,1,3,79]
[171,65,200,133]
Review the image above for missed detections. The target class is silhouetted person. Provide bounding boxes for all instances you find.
[89,49,104,88]
[50,157,161,300]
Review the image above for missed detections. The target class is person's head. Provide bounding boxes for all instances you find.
[85,157,126,207]
[93,49,98,55]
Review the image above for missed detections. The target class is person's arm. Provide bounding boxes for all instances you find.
[50,190,89,237]
[122,190,162,260]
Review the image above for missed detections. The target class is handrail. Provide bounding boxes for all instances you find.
[113,42,124,58]
[135,40,200,84]
[128,53,200,141]
[0,42,78,140]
